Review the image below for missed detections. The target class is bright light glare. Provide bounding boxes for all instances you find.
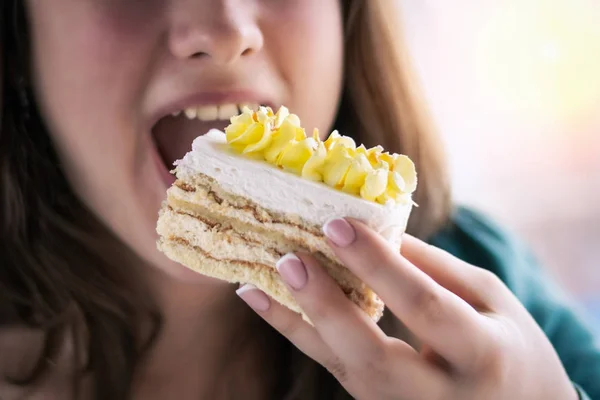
[539,41,560,64]
[474,0,600,121]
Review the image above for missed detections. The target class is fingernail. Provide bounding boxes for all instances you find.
[323,218,356,247]
[276,253,308,290]
[236,284,271,312]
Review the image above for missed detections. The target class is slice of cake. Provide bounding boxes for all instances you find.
[156,106,417,323]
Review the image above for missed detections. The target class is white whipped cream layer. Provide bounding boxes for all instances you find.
[173,130,413,247]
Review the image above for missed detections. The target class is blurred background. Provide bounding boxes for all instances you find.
[399,0,600,321]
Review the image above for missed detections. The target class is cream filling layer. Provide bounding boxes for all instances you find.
[157,206,282,267]
[166,182,338,263]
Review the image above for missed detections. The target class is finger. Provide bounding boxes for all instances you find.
[401,234,512,310]
[236,284,335,365]
[275,252,389,369]
[323,218,491,370]
[238,284,452,398]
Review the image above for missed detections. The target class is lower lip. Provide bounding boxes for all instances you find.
[152,142,176,187]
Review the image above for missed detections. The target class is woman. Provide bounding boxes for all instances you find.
[1,1,599,399]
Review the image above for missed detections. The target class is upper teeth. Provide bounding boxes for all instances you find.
[173,103,261,121]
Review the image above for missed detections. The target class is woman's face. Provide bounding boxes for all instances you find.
[25,0,344,278]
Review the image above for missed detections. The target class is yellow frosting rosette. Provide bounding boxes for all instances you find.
[224,106,417,205]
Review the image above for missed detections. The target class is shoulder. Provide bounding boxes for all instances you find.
[429,206,530,268]
[0,325,45,383]
[0,326,83,400]
[428,206,546,300]
[429,206,587,315]
[430,208,600,397]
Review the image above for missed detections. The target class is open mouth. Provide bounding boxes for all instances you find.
[151,102,267,184]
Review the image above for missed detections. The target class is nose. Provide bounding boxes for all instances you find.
[168,0,263,65]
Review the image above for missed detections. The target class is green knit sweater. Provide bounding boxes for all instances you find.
[430,207,600,400]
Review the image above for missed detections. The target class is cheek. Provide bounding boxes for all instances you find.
[25,1,169,266]
[265,0,344,133]
[28,2,162,176]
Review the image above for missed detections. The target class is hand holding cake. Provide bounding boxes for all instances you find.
[156,106,418,323]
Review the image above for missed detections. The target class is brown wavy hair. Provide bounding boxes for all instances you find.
[0,1,451,398]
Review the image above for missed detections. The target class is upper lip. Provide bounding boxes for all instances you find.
[149,90,276,129]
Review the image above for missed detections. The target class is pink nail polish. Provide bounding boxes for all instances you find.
[323,218,356,247]
[236,284,271,312]
[276,253,308,290]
